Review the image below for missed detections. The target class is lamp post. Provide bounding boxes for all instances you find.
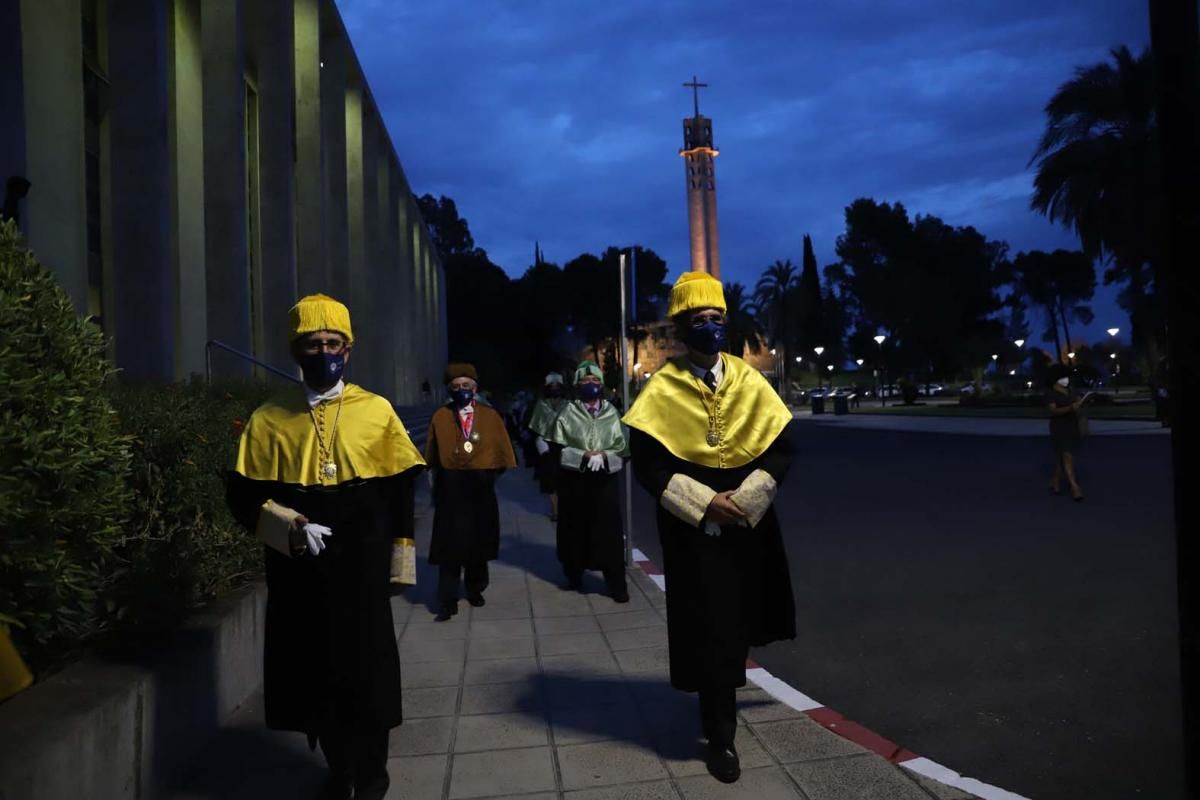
[874,335,887,407]
[1107,328,1120,393]
[814,346,825,389]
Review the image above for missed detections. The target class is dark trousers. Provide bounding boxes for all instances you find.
[438,561,489,607]
[318,715,390,796]
[564,566,627,596]
[698,687,737,747]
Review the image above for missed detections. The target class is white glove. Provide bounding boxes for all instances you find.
[303,522,333,556]
[535,437,550,455]
[703,520,722,537]
[586,453,605,472]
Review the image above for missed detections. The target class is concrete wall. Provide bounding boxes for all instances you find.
[0,583,266,800]
[5,0,447,399]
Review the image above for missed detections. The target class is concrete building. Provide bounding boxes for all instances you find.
[1,0,446,405]
[680,77,721,279]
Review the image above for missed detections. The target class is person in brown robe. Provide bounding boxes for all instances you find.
[425,363,517,620]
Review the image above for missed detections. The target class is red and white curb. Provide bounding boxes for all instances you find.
[631,549,1030,800]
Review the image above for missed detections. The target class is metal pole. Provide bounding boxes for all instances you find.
[619,253,635,565]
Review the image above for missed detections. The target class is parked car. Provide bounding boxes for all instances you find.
[918,383,945,396]
[959,383,993,395]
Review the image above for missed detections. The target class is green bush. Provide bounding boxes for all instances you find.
[0,220,135,670]
[107,379,275,631]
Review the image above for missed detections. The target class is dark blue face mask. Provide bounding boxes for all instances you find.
[299,352,345,391]
[685,320,728,356]
[578,383,604,401]
[450,388,475,408]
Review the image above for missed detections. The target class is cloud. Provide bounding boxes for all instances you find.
[336,0,1149,342]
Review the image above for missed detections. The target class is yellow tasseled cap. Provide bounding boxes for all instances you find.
[288,294,354,343]
[666,271,726,319]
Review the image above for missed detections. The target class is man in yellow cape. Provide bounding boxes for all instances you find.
[623,272,797,785]
[226,294,424,800]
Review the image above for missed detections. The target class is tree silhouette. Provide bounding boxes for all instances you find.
[1009,250,1096,362]
[722,282,763,358]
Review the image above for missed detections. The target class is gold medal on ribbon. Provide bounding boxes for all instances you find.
[463,441,474,454]
[706,429,719,447]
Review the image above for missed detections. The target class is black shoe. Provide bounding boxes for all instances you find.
[316,773,354,800]
[611,589,630,604]
[467,593,485,607]
[435,603,458,622]
[704,742,740,784]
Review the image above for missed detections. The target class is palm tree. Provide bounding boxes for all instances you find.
[722,282,763,358]
[1029,45,1163,366]
[754,259,799,395]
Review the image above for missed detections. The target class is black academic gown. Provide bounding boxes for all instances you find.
[556,453,625,574]
[428,470,502,565]
[226,471,417,733]
[630,424,797,692]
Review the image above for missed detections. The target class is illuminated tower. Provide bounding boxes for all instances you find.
[680,76,720,279]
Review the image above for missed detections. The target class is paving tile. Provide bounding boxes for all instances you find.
[404,659,465,689]
[786,754,932,800]
[383,754,447,800]
[468,636,537,661]
[546,676,634,711]
[532,595,595,618]
[463,656,540,685]
[402,619,470,641]
[388,716,455,756]
[613,646,671,674]
[636,698,700,737]
[736,690,805,724]
[470,617,535,639]
[673,766,803,800]
[470,601,533,620]
[448,746,557,799]
[566,780,681,800]
[604,626,667,651]
[590,590,651,614]
[538,631,611,656]
[597,611,666,632]
[534,615,601,635]
[626,680,682,707]
[652,726,775,778]
[401,638,467,664]
[557,740,669,790]
[750,717,864,763]
[551,698,646,745]
[455,711,550,752]
[541,651,620,677]
[403,686,459,719]
[460,680,543,715]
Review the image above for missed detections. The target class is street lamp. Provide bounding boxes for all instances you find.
[874,335,887,407]
[813,347,825,389]
[855,358,864,366]
[1014,339,1025,348]
[1107,327,1120,338]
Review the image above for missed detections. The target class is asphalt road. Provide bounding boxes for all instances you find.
[627,422,1183,800]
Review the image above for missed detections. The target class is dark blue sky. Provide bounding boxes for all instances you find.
[339,0,1148,349]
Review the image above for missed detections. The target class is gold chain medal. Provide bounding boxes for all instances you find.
[309,394,344,483]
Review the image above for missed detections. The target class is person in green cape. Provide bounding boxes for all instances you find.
[546,361,630,602]
[526,372,568,520]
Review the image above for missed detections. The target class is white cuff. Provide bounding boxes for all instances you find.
[660,474,717,528]
[535,437,550,455]
[728,469,777,528]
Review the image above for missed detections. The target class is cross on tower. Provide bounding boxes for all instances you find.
[683,76,708,118]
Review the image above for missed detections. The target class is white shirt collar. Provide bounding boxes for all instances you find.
[686,355,724,388]
[305,379,345,408]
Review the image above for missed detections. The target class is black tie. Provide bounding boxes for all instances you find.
[704,370,717,393]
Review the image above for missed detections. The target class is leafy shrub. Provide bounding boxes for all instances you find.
[0,220,135,670]
[897,378,919,405]
[107,380,275,631]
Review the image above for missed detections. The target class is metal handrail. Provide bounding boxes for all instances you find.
[205,339,300,384]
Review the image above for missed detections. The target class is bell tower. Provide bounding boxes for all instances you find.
[680,76,720,279]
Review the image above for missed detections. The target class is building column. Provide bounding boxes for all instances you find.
[395,190,414,404]
[437,261,449,367]
[201,0,251,375]
[20,0,88,313]
[253,0,296,372]
[293,0,322,296]
[385,160,403,403]
[320,32,348,300]
[368,140,394,401]
[1,2,27,221]
[343,81,367,388]
[108,0,174,379]
[168,0,207,379]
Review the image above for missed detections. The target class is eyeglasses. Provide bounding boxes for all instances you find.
[300,338,347,355]
[690,313,726,328]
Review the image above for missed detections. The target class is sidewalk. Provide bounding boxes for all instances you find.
[169,472,975,800]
